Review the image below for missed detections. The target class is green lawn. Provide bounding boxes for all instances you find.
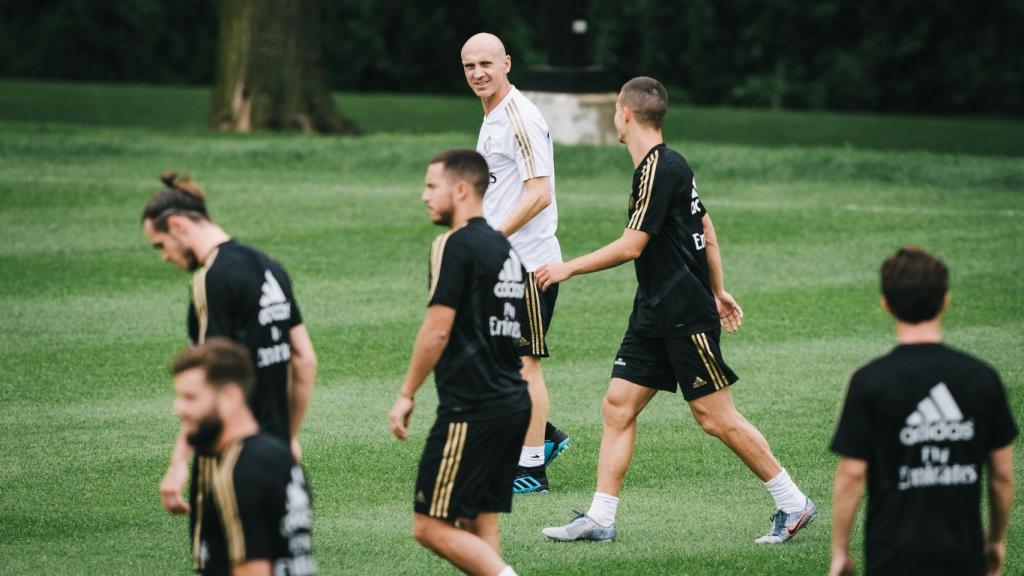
[2,78,1023,155]
[0,80,1021,575]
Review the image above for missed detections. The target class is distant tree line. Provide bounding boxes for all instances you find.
[2,0,1021,115]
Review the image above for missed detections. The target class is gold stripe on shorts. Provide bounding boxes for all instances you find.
[691,333,726,389]
[526,273,544,356]
[698,333,731,389]
[429,422,468,518]
[438,423,468,517]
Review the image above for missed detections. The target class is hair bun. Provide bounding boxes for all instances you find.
[160,170,178,187]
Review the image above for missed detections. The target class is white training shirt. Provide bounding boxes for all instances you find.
[476,86,562,272]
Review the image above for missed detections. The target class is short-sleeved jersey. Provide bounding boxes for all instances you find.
[187,240,303,440]
[191,434,315,576]
[476,86,562,272]
[627,144,718,337]
[831,343,1018,576]
[426,218,530,420]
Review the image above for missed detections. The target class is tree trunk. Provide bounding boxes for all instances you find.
[209,0,359,134]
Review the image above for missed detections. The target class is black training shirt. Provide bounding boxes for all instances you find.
[831,343,1018,576]
[187,240,303,440]
[192,433,315,576]
[426,218,530,420]
[627,144,719,337]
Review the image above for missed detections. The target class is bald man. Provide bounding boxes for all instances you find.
[461,33,570,495]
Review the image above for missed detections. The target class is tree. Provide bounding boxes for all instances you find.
[209,0,359,133]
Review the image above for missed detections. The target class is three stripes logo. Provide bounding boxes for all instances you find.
[257,269,292,326]
[899,382,974,446]
[493,251,525,299]
[259,270,286,307]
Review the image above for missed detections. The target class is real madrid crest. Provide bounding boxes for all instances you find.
[483,136,493,154]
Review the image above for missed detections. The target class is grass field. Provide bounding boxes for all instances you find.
[1,80,1021,575]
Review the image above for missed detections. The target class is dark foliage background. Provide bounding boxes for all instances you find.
[2,0,1021,115]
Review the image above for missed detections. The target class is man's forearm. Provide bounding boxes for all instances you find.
[169,427,193,469]
[288,360,315,440]
[286,325,317,440]
[702,214,726,295]
[499,177,551,237]
[400,316,451,398]
[832,459,866,554]
[566,233,646,278]
[987,445,1014,544]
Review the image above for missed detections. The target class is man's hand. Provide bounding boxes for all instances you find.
[535,262,572,291]
[160,462,191,515]
[715,291,744,333]
[291,439,303,463]
[389,395,415,440]
[828,549,855,576]
[985,540,1005,576]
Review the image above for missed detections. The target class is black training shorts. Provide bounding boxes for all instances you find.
[414,409,530,520]
[611,327,738,401]
[515,272,557,358]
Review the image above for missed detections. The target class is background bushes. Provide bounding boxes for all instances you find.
[1,0,1020,115]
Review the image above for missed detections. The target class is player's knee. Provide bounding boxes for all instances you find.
[696,414,723,437]
[694,409,738,438]
[602,394,633,429]
[412,516,438,548]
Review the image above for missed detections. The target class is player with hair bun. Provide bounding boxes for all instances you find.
[141,172,318,573]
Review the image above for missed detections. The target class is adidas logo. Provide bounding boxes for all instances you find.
[498,251,524,283]
[415,491,426,504]
[260,270,287,307]
[257,270,292,326]
[692,376,707,389]
[899,382,974,446]
[494,251,525,298]
[613,358,626,367]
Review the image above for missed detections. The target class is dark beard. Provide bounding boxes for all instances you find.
[432,210,452,227]
[186,414,224,455]
[184,249,200,272]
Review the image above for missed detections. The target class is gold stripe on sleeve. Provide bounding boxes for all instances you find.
[627,155,652,229]
[506,101,535,177]
[506,101,537,180]
[191,456,215,570]
[428,232,453,301]
[212,442,246,564]
[628,151,659,230]
[190,247,221,343]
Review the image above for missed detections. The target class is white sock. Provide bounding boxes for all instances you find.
[518,445,544,468]
[586,492,619,527]
[764,468,807,514]
[497,566,517,576]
